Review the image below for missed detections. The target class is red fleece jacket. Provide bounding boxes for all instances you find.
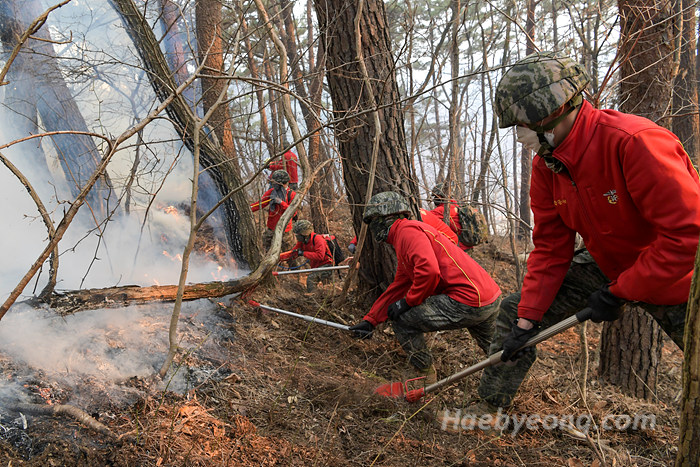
[268,151,299,184]
[519,100,700,322]
[250,187,296,232]
[280,232,332,268]
[363,219,501,326]
[430,201,462,235]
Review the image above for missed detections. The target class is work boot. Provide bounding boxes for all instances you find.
[419,364,438,386]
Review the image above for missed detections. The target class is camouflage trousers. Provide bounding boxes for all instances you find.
[306,269,333,292]
[478,250,687,408]
[391,294,501,371]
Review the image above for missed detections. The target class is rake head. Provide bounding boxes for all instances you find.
[374,376,426,402]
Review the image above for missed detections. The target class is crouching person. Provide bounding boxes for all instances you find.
[280,220,334,292]
[468,52,700,419]
[349,192,502,384]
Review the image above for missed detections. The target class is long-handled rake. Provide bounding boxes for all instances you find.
[272,265,350,276]
[248,300,351,331]
[375,308,594,402]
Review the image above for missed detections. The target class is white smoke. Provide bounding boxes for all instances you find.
[0,1,246,414]
[0,299,236,410]
[0,1,248,301]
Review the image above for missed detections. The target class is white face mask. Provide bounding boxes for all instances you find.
[544,130,556,147]
[516,126,542,153]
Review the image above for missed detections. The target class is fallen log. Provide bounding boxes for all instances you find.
[29,279,251,315]
[11,403,116,439]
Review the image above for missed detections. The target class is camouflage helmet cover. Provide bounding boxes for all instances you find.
[293,219,313,235]
[271,169,290,184]
[495,52,590,128]
[431,183,449,203]
[362,191,411,224]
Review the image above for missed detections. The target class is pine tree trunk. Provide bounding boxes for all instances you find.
[676,236,700,466]
[599,305,663,399]
[0,0,116,219]
[313,0,419,300]
[112,0,261,268]
[671,0,699,166]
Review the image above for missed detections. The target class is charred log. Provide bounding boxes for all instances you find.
[35,279,252,315]
[10,403,116,439]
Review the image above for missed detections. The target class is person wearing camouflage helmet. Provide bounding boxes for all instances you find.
[349,191,502,385]
[430,183,449,206]
[270,169,290,185]
[250,169,298,251]
[467,51,700,420]
[428,183,470,251]
[279,219,336,291]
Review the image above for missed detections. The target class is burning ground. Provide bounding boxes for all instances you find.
[0,239,684,466]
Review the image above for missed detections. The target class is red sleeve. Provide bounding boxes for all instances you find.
[304,234,330,263]
[363,266,412,326]
[363,223,441,326]
[279,242,302,262]
[609,130,700,301]
[268,159,283,171]
[518,162,577,322]
[284,152,298,180]
[250,189,272,212]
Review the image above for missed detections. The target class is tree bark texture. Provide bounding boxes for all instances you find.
[195,0,236,159]
[671,0,699,166]
[0,0,116,220]
[41,279,250,315]
[313,0,419,302]
[599,0,679,398]
[598,305,663,399]
[618,0,678,126]
[111,0,261,269]
[676,238,700,466]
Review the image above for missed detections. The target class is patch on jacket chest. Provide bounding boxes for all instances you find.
[554,199,567,206]
[604,189,618,204]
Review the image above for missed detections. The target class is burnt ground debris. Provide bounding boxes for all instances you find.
[0,228,684,466]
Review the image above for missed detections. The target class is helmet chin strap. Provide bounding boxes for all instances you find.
[526,95,583,171]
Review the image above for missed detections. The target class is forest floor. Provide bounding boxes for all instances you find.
[0,216,685,466]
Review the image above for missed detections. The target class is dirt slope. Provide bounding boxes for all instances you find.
[0,235,683,466]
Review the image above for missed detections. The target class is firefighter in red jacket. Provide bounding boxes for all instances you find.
[268,149,299,190]
[349,192,502,384]
[250,170,297,251]
[429,184,462,235]
[471,52,700,413]
[347,209,460,255]
[280,220,334,291]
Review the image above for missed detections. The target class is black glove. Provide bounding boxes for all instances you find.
[349,320,374,339]
[588,286,625,323]
[348,243,356,254]
[501,320,540,362]
[269,186,285,208]
[297,249,304,256]
[387,298,411,321]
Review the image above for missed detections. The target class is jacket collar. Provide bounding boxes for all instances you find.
[387,217,407,244]
[543,100,598,171]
